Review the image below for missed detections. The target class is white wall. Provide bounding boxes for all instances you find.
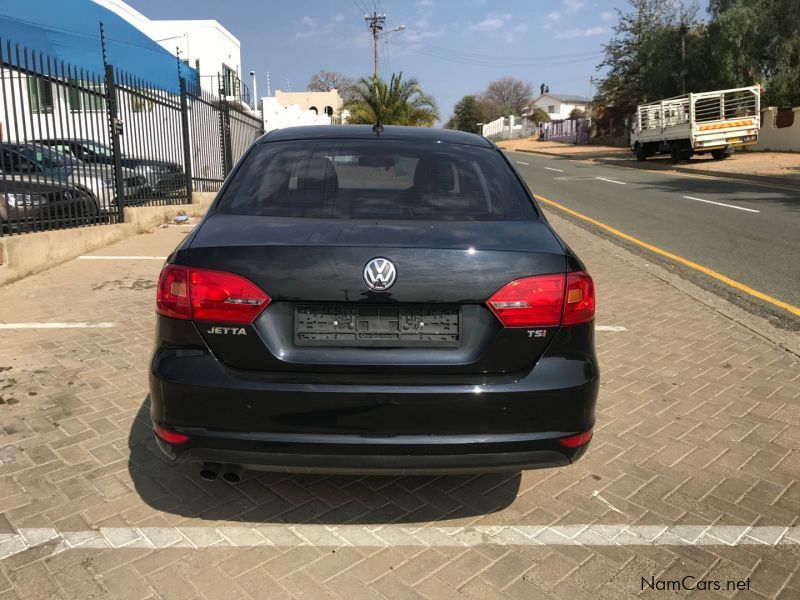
[755,107,800,152]
[147,20,241,94]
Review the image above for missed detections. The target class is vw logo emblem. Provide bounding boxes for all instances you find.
[363,257,397,291]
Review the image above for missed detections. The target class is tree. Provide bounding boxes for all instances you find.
[595,0,682,115]
[343,73,439,127]
[528,107,550,123]
[707,0,800,106]
[307,70,357,103]
[481,77,533,118]
[569,107,586,120]
[444,95,489,133]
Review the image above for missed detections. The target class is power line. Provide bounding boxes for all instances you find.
[392,39,603,68]
[395,41,603,64]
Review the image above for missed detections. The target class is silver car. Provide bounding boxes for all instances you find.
[0,144,148,213]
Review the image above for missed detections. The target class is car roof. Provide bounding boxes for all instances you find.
[259,125,494,148]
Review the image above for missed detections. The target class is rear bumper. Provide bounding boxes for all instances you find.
[155,435,580,475]
[149,320,598,474]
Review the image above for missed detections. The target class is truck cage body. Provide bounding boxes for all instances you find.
[631,86,760,154]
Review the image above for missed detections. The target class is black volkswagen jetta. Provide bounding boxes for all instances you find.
[150,125,598,480]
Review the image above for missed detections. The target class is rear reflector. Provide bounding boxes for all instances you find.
[487,271,594,328]
[154,424,189,445]
[563,271,595,325]
[156,265,270,324]
[558,429,593,448]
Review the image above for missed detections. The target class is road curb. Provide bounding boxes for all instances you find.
[504,147,800,190]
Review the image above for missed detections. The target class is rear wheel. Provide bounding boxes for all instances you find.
[670,142,692,164]
[635,143,647,161]
[670,143,681,163]
[711,148,731,160]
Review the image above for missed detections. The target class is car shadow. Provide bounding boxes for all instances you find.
[128,396,521,524]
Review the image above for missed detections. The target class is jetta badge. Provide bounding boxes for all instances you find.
[363,257,397,291]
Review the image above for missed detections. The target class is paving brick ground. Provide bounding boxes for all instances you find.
[0,214,798,600]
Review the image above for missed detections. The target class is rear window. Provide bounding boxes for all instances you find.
[216,139,535,220]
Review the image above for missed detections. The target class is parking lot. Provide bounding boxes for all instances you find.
[0,211,798,600]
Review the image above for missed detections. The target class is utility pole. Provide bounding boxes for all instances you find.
[365,11,386,78]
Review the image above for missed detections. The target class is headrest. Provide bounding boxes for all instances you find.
[296,157,338,193]
[413,157,454,193]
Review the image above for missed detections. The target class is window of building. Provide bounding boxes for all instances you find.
[309,106,318,114]
[324,106,333,116]
[28,77,53,113]
[221,63,236,96]
[67,79,106,112]
[547,105,556,114]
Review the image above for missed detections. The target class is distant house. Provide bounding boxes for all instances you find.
[525,93,590,120]
[262,90,345,132]
[274,90,344,119]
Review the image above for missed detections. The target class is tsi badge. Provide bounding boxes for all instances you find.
[207,326,247,336]
[528,329,547,338]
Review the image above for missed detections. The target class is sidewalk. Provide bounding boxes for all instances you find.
[499,137,800,187]
[0,217,798,598]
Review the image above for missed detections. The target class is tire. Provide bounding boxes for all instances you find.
[711,148,731,160]
[670,143,681,164]
[635,143,647,162]
[670,142,692,164]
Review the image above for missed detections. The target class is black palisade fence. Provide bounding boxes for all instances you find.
[0,36,264,236]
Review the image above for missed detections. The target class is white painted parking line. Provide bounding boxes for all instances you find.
[78,255,167,260]
[595,177,626,185]
[544,166,564,172]
[682,195,760,213]
[596,325,627,332]
[515,161,529,165]
[0,525,796,559]
[0,323,116,329]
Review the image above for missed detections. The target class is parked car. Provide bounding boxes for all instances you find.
[150,125,598,480]
[35,138,185,196]
[0,176,87,233]
[0,143,148,212]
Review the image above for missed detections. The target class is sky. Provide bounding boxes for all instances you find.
[123,0,644,121]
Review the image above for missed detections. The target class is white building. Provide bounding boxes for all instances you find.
[526,93,590,121]
[92,0,243,99]
[261,98,335,133]
[261,89,346,132]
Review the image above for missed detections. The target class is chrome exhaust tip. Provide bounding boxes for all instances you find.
[221,464,243,484]
[199,462,220,481]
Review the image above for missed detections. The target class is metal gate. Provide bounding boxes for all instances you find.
[0,33,264,236]
[185,83,263,193]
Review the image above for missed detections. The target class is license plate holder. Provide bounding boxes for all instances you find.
[295,305,461,347]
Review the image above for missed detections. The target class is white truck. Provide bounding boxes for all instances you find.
[630,86,760,162]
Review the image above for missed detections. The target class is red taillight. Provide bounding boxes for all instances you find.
[487,274,566,327]
[563,271,595,325]
[486,271,595,328]
[154,424,190,445]
[558,429,593,448]
[156,264,191,319]
[189,268,270,323]
[156,266,270,324]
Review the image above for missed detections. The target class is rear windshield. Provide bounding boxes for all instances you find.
[216,139,535,220]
